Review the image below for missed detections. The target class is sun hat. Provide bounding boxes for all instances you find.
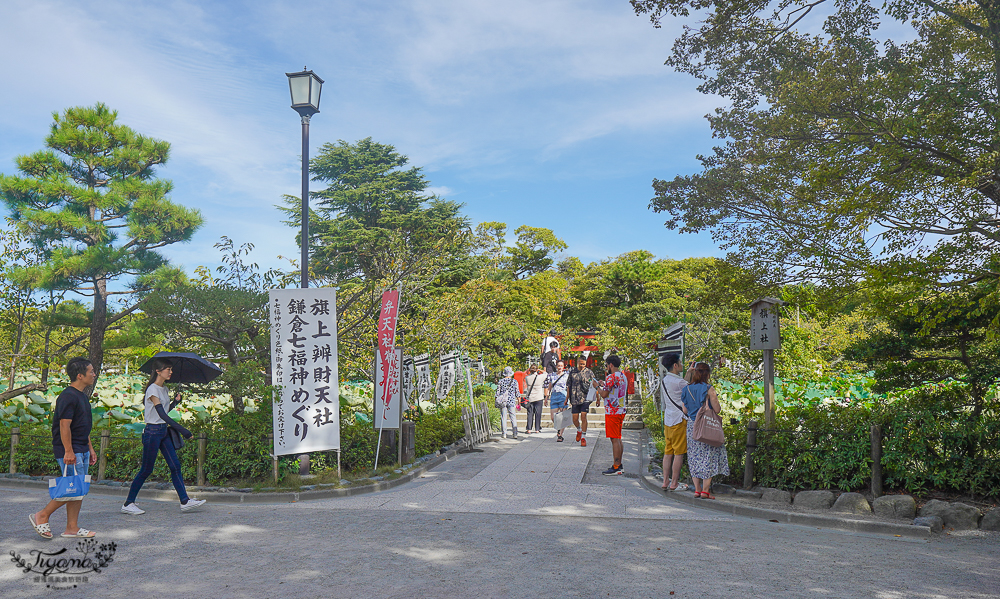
[502,366,514,377]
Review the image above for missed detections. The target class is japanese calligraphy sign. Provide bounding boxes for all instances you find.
[374,290,401,428]
[436,351,458,400]
[401,356,415,407]
[414,354,432,404]
[749,299,781,350]
[374,347,402,430]
[269,288,339,456]
[471,357,485,384]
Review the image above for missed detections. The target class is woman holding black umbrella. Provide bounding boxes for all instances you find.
[121,358,206,515]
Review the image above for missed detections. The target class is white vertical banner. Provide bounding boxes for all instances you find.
[401,356,415,410]
[269,288,339,456]
[414,354,431,404]
[374,347,402,430]
[436,351,458,400]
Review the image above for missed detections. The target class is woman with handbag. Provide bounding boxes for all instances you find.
[121,358,206,515]
[680,362,729,499]
[495,367,520,439]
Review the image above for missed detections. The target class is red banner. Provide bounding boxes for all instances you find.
[376,289,400,422]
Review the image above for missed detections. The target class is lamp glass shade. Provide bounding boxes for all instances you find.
[309,76,322,109]
[288,75,310,107]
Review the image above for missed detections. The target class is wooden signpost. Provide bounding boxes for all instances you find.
[749,297,785,428]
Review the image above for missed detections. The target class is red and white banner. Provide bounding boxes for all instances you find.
[375,289,400,428]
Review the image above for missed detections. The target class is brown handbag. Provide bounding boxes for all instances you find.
[691,390,726,447]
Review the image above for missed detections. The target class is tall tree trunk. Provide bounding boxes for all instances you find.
[41,325,52,385]
[87,277,109,396]
[7,299,27,390]
[223,341,245,415]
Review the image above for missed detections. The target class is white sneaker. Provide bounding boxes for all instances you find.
[121,503,145,515]
[180,498,207,512]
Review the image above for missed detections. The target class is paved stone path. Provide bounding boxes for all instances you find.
[306,429,732,521]
[1,428,997,598]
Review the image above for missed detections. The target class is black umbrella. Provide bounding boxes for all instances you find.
[139,352,223,384]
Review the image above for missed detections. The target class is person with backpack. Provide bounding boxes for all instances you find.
[495,367,520,439]
[659,354,691,491]
[523,364,547,433]
[121,358,206,515]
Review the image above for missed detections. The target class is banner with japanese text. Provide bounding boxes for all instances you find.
[269,288,339,456]
[401,355,415,410]
[374,290,401,429]
[436,351,458,400]
[414,353,432,404]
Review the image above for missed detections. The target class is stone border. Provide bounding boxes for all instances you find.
[638,430,931,540]
[0,445,464,504]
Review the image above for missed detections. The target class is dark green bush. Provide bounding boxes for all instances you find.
[720,383,1000,498]
[2,393,481,485]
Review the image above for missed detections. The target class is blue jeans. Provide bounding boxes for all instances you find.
[125,424,189,504]
[550,391,567,409]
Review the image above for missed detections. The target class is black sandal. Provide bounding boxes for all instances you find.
[557,435,564,442]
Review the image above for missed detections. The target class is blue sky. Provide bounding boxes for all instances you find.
[0,0,728,276]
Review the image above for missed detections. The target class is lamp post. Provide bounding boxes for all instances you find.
[286,66,323,476]
[286,67,324,288]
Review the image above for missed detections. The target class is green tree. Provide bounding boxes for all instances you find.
[281,138,473,375]
[631,1,1000,310]
[506,226,568,279]
[140,238,275,414]
[845,285,1000,413]
[0,104,202,380]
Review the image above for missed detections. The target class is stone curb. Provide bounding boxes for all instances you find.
[638,431,930,540]
[0,445,465,505]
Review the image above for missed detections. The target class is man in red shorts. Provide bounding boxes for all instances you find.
[592,354,627,475]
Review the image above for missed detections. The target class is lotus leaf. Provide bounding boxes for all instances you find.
[109,410,132,422]
[122,422,145,435]
[28,393,51,406]
[26,404,47,417]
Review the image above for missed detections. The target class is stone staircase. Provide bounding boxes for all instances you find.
[512,394,644,430]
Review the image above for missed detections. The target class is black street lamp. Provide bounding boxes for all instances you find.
[285,67,324,288]
[286,67,323,476]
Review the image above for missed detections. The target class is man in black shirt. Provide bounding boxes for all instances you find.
[541,340,560,373]
[30,357,98,539]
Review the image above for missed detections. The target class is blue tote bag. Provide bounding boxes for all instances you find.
[49,463,91,502]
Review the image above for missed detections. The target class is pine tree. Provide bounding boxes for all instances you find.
[0,103,203,381]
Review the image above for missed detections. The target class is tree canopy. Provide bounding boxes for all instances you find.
[0,103,202,378]
[631,0,999,316]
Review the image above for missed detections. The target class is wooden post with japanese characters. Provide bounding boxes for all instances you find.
[269,288,340,465]
[749,297,785,428]
[373,289,401,469]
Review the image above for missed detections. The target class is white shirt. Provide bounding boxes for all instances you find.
[542,335,558,355]
[661,373,688,426]
[144,383,170,424]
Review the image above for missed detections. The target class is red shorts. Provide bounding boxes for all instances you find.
[605,414,625,439]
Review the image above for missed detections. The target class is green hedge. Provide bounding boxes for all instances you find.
[719,383,1000,498]
[1,397,471,484]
